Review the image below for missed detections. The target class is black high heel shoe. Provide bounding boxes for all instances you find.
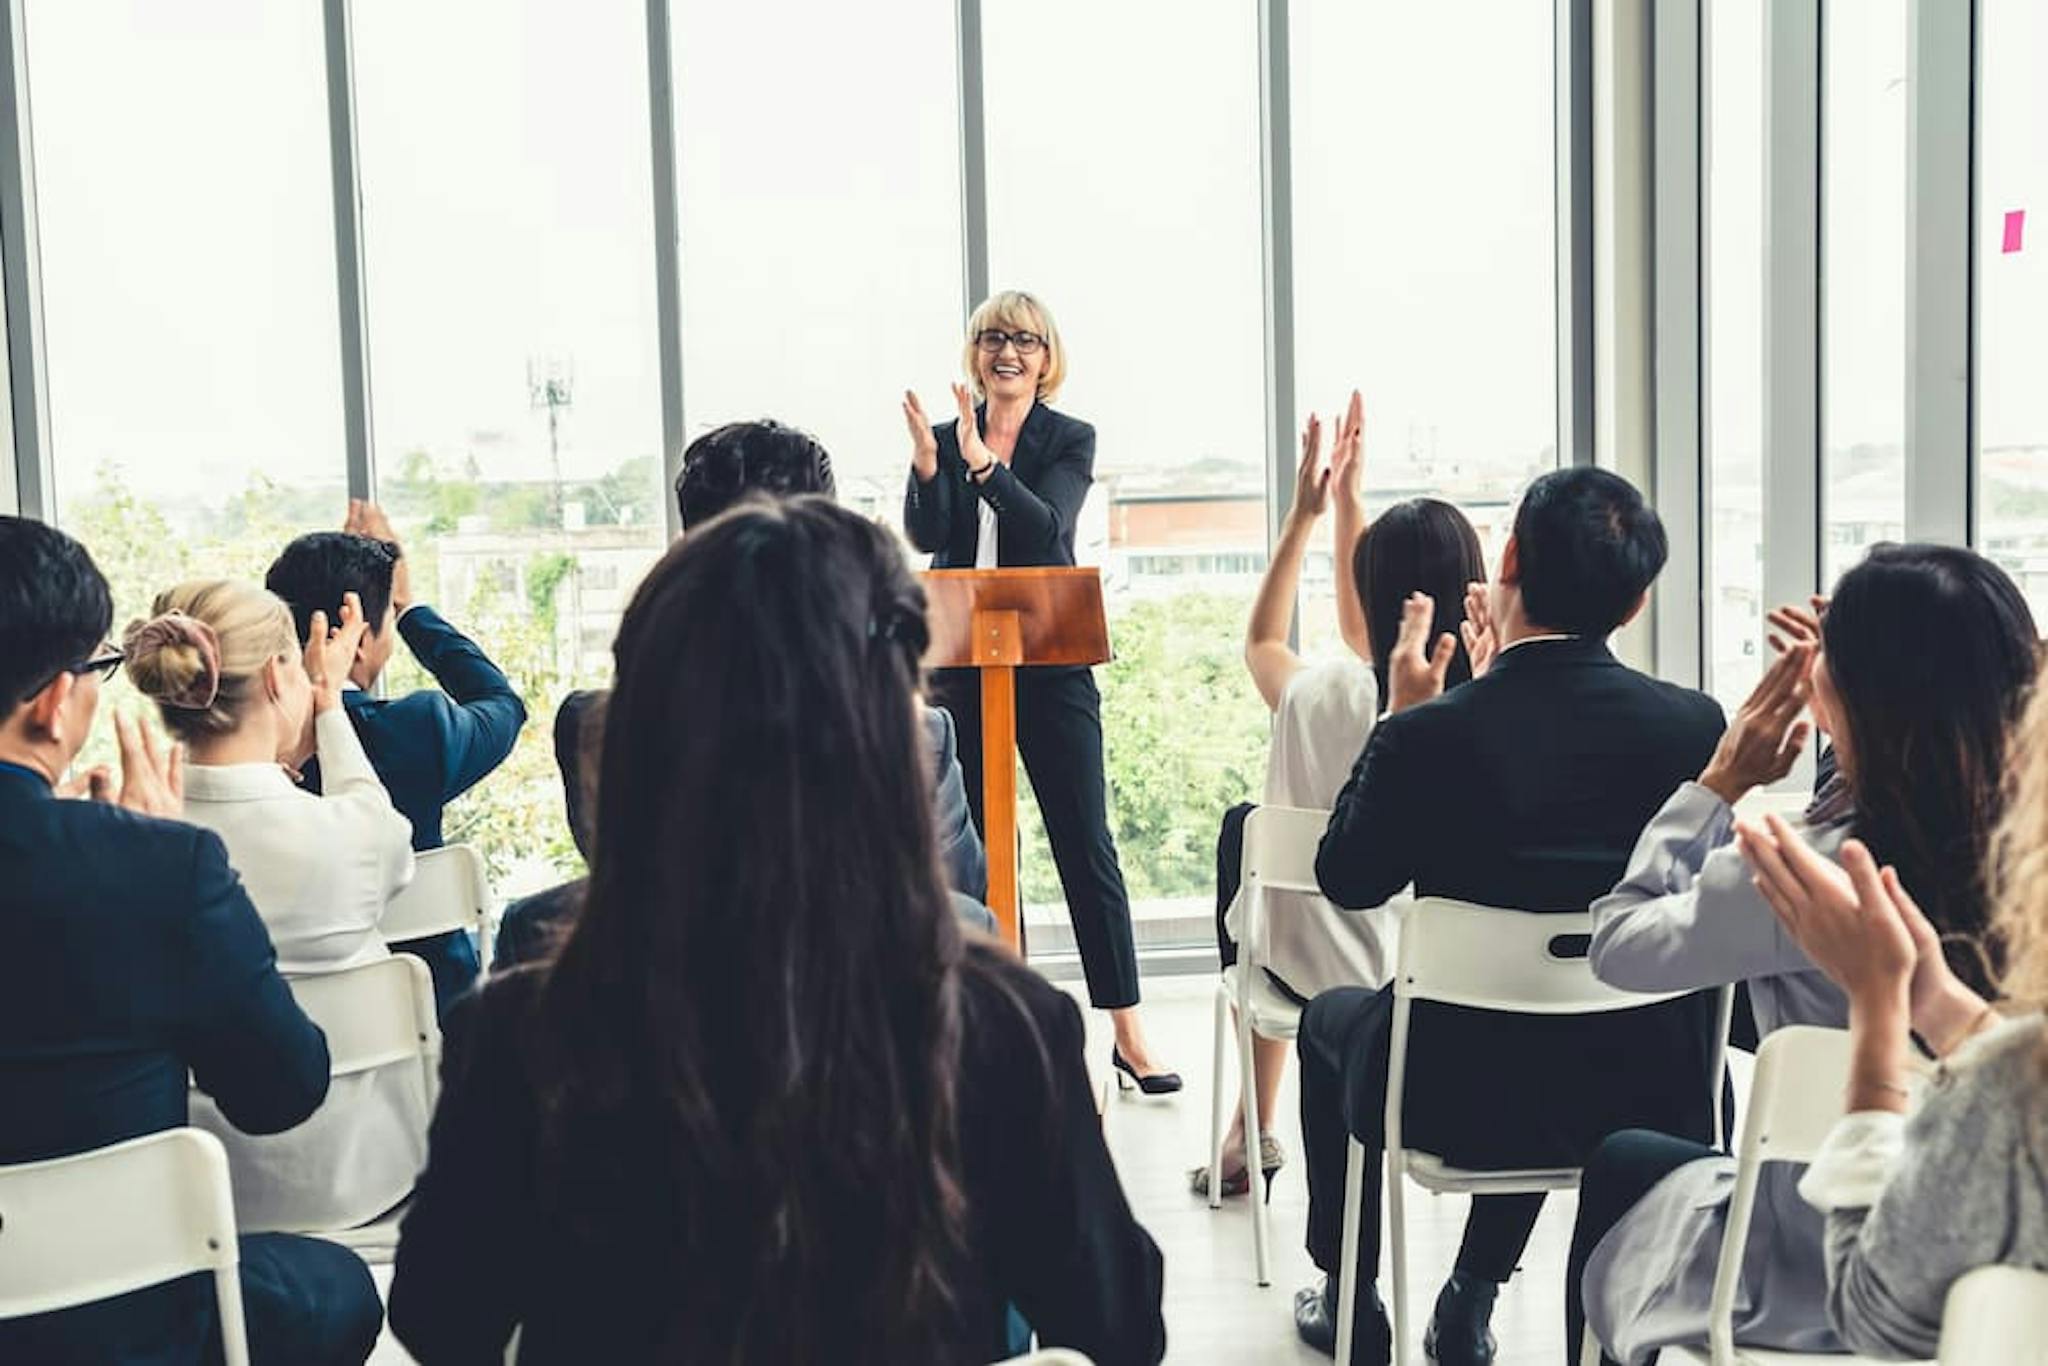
[1110,1046,1183,1096]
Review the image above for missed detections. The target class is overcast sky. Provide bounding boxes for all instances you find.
[20,0,2044,524]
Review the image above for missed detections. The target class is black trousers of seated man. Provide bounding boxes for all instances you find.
[1298,983,1721,1314]
[1300,986,1544,1296]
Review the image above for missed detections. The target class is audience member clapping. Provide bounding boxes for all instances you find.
[0,516,379,1366]
[126,578,428,1237]
[1575,544,2037,1365]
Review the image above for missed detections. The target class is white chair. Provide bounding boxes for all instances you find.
[1338,899,1732,1366]
[1206,804,1328,1287]
[1613,1026,1918,1366]
[995,1351,1093,1365]
[292,955,441,1262]
[0,1127,250,1365]
[1939,1265,2048,1365]
[383,842,496,967]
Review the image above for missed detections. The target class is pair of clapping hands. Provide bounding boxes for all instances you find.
[1727,596,1994,1061]
[61,585,372,820]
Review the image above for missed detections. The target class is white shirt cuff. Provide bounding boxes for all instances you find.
[1798,1110,1908,1212]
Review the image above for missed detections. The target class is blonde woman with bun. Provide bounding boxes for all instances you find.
[127,580,424,1235]
[1737,673,2048,1361]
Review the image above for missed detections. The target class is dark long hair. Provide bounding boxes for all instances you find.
[1353,498,1489,698]
[532,497,968,1361]
[1824,543,2039,992]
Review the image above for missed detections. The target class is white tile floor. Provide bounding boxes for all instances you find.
[368,973,1581,1365]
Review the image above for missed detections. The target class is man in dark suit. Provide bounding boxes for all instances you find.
[267,509,528,1014]
[0,515,382,1365]
[490,421,992,971]
[1291,469,1726,1365]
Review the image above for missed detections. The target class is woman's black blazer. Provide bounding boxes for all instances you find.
[903,400,1097,568]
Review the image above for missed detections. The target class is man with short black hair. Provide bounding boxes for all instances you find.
[267,504,528,1013]
[0,515,381,1365]
[1290,468,1726,1365]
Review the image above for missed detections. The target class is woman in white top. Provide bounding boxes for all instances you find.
[126,580,422,1234]
[1192,395,1490,1199]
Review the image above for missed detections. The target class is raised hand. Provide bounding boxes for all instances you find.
[1387,592,1457,713]
[902,390,939,480]
[1766,594,1828,655]
[1459,581,1497,679]
[1330,390,1364,502]
[1697,642,1813,804]
[1286,413,1332,526]
[304,592,370,711]
[951,382,996,477]
[1738,819,1914,1003]
[346,498,410,615]
[109,711,184,817]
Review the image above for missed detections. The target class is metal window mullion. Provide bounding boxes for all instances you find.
[1257,0,1295,558]
[0,0,50,521]
[1651,0,1706,689]
[1762,0,1822,613]
[1903,0,1974,546]
[321,0,375,504]
[1559,0,1595,467]
[955,0,988,317]
[647,0,686,539]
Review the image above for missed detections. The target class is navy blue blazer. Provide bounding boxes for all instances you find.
[305,605,528,853]
[0,762,330,1362]
[1314,636,1729,1167]
[903,401,1096,568]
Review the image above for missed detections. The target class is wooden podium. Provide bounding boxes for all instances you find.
[922,567,1111,950]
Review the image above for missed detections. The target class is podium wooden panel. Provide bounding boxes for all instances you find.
[923,568,1111,950]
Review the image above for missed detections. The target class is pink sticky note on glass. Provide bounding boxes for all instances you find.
[2004,209,2026,254]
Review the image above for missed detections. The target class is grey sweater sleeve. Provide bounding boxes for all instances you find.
[1815,1020,2048,1360]
[1588,782,1824,992]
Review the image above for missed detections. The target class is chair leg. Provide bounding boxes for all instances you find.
[1208,985,1230,1212]
[215,1264,251,1366]
[1239,1004,1270,1286]
[1335,1137,1365,1366]
[1388,1149,1411,1366]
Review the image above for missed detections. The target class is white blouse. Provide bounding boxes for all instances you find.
[184,707,427,1234]
[1225,658,1392,998]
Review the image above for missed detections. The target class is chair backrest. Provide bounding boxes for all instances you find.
[1237,805,1328,950]
[1704,1026,1893,1363]
[1394,899,1689,1015]
[1939,1265,2048,1364]
[288,955,442,1109]
[382,843,493,944]
[0,1127,248,1361]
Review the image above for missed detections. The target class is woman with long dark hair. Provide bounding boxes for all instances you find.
[1196,401,1489,1200]
[903,288,1177,1093]
[1571,543,2038,1365]
[386,498,1166,1364]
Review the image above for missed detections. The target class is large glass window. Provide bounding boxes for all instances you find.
[1820,0,1908,589]
[672,0,962,498]
[353,0,665,891]
[984,0,1268,941]
[1975,0,2048,619]
[1706,0,1766,709]
[1290,0,1557,656]
[29,1,348,776]
[32,0,348,605]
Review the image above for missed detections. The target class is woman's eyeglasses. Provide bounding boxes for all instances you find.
[975,328,1045,356]
[69,648,123,683]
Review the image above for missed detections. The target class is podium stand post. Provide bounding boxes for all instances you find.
[974,609,1023,947]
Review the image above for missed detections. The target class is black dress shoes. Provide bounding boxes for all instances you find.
[1422,1270,1499,1365]
[1292,1275,1392,1365]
